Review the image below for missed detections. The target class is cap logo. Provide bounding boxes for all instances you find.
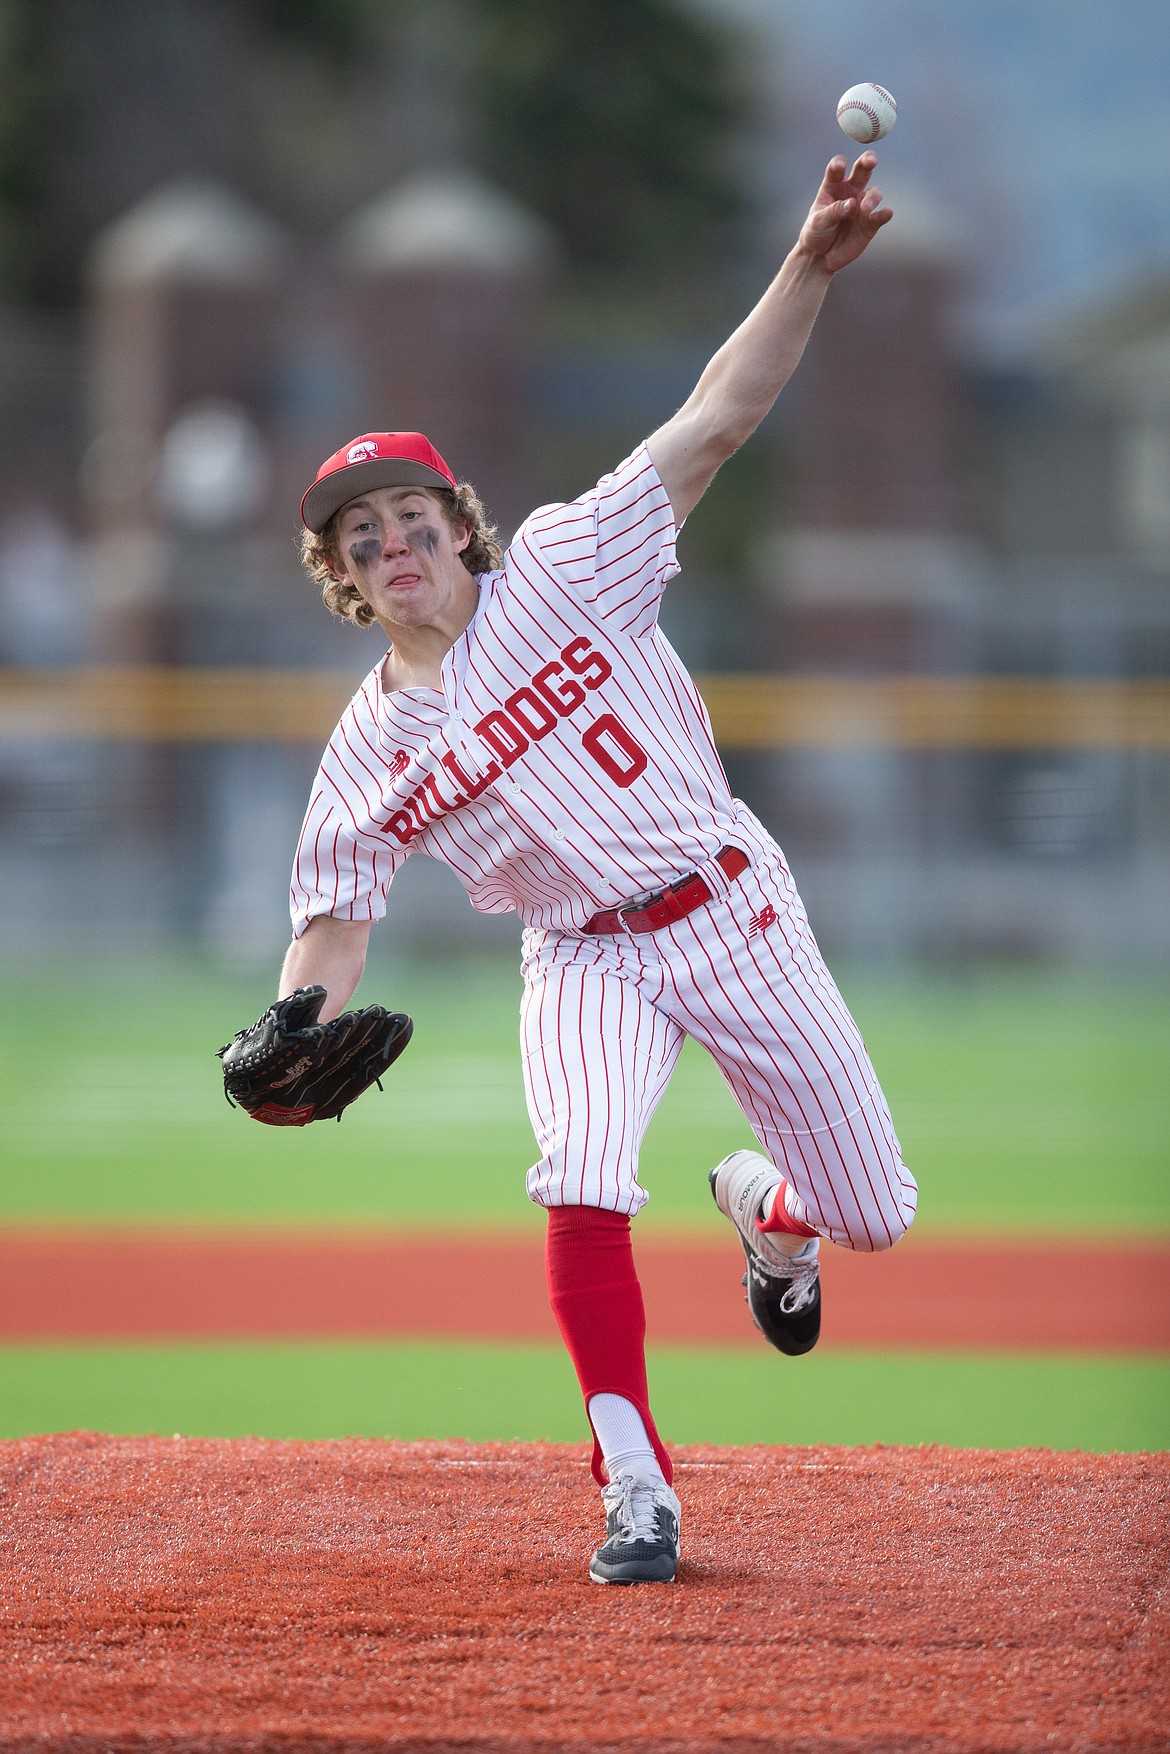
[346,441,380,465]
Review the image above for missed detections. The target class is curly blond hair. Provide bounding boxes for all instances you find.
[300,483,503,628]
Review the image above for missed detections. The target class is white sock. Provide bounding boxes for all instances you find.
[785,1236,819,1262]
[587,1393,667,1488]
[760,1187,821,1258]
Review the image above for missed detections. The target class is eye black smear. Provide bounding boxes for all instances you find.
[348,537,381,570]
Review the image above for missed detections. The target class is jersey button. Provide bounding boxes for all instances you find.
[509,780,522,794]
[553,829,566,841]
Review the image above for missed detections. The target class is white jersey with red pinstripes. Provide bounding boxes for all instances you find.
[290,442,749,939]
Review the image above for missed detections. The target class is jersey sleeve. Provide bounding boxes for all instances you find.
[289,739,409,940]
[514,442,680,635]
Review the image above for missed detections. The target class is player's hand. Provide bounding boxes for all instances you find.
[216,986,413,1125]
[796,153,892,275]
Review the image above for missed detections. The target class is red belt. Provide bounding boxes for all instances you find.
[584,846,750,935]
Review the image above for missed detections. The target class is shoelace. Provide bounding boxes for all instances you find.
[776,1254,819,1313]
[749,1246,819,1313]
[601,1475,673,1544]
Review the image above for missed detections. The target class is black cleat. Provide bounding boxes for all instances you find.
[709,1150,821,1356]
[589,1474,681,1585]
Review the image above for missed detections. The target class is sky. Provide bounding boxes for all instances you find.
[696,0,1170,352]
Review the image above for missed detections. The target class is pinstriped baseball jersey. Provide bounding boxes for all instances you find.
[290,443,749,938]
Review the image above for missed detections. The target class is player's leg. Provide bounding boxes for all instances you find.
[520,930,684,1582]
[521,931,684,1221]
[657,842,916,1351]
[664,845,916,1252]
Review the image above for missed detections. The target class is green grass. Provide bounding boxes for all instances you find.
[4,958,1162,1456]
[1,955,1167,1235]
[1,1341,1165,1452]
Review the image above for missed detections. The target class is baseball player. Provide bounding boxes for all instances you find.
[282,153,916,1584]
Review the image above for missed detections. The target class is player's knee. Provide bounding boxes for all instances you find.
[868,1177,918,1253]
[873,1202,916,1252]
[835,1174,917,1253]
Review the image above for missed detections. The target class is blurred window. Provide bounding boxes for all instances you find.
[0,511,86,665]
[1118,418,1170,563]
[156,400,268,531]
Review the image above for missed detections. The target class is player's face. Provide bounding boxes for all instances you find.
[332,487,474,635]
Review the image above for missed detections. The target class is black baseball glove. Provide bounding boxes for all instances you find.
[216,985,413,1125]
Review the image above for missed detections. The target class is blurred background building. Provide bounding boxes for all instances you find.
[0,0,1167,965]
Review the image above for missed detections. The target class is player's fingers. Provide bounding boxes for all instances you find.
[847,151,878,189]
[810,197,854,230]
[866,205,894,232]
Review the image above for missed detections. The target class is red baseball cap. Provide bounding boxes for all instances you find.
[300,431,457,532]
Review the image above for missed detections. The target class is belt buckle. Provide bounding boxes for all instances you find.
[615,884,662,935]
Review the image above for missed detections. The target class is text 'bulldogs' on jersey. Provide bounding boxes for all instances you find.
[382,635,618,843]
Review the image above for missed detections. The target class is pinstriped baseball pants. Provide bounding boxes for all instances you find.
[520,825,918,1253]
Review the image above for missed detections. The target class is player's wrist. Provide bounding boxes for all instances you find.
[788,237,837,282]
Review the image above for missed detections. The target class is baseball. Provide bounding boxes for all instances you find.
[836,82,897,143]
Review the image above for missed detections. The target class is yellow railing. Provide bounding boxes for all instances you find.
[1,668,1169,749]
[698,675,1170,750]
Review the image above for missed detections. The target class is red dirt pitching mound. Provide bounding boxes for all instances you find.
[1,1436,1165,1753]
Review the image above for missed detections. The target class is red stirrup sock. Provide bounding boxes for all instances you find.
[544,1205,672,1487]
[757,1179,820,1239]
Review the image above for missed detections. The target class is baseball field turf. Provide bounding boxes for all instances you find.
[2,953,1167,1451]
